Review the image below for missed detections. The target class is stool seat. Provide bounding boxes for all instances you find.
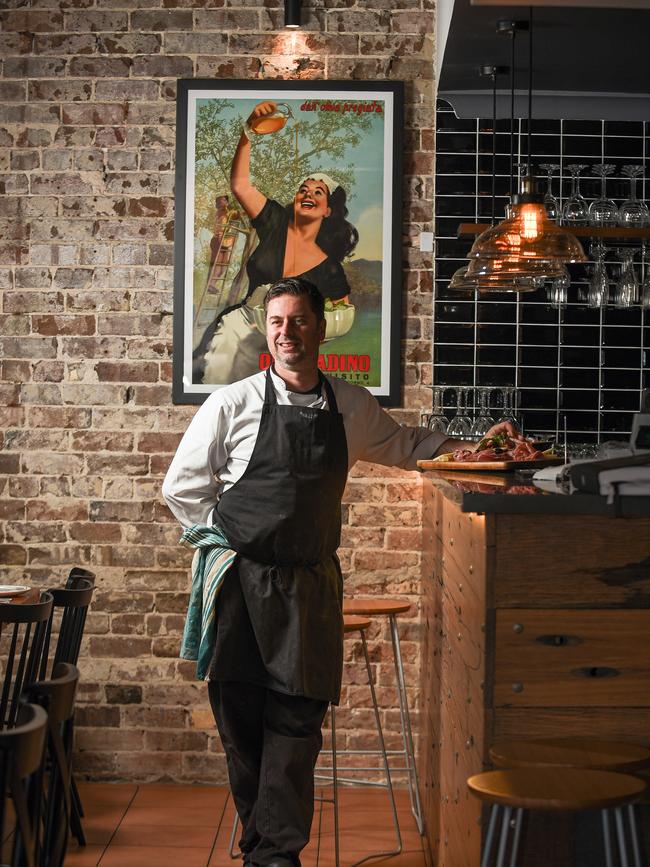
[343,598,411,616]
[490,738,650,773]
[468,768,646,813]
[343,614,372,633]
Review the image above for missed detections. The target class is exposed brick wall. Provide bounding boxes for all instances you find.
[0,0,434,782]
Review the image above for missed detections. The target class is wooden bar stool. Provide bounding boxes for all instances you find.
[490,737,650,774]
[316,614,402,867]
[468,767,646,867]
[342,597,424,833]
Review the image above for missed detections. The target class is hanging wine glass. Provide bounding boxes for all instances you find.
[615,248,638,308]
[539,163,560,221]
[498,387,518,427]
[425,387,448,434]
[619,165,650,228]
[562,164,589,225]
[588,164,619,227]
[469,388,494,439]
[587,242,609,309]
[641,245,650,310]
[546,266,570,308]
[446,386,472,438]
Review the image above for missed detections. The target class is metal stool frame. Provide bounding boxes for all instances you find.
[481,801,643,867]
[333,610,424,833]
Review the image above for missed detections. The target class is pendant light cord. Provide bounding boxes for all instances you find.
[527,6,533,172]
[492,70,497,225]
[509,29,515,200]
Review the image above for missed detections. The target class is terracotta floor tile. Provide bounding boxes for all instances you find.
[122,803,225,828]
[111,822,218,848]
[62,844,105,867]
[130,784,227,809]
[80,808,133,846]
[315,851,427,867]
[76,782,138,809]
[98,846,212,867]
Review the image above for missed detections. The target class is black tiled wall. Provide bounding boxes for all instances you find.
[434,99,649,442]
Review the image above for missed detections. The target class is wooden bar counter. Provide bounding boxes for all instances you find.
[417,471,650,867]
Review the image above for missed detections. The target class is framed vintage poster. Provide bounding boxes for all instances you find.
[172,79,404,405]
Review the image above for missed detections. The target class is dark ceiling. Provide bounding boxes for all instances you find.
[437,0,650,119]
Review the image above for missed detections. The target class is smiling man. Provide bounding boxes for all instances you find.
[163,277,515,867]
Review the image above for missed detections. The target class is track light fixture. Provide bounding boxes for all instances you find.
[284,0,301,28]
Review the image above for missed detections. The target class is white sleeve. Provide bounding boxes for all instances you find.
[351,387,447,470]
[161,392,231,529]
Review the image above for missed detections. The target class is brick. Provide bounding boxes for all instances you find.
[28,80,93,102]
[0,500,26,521]
[26,500,89,522]
[71,431,134,451]
[90,501,154,522]
[61,383,127,405]
[100,33,164,58]
[1,337,57,359]
[75,705,121,728]
[0,10,64,31]
[27,407,92,428]
[10,151,40,171]
[165,32,228,54]
[106,685,142,704]
[32,314,95,335]
[30,174,94,196]
[131,56,193,78]
[42,150,73,172]
[33,33,97,55]
[64,103,129,125]
[4,293,65,314]
[0,545,27,565]
[5,522,67,544]
[19,384,63,405]
[64,10,129,30]
[121,705,187,728]
[86,454,149,476]
[66,290,131,312]
[136,432,182,454]
[21,453,84,476]
[131,10,193,29]
[3,58,68,79]
[95,79,160,101]
[33,360,65,383]
[68,56,132,77]
[194,9,258,28]
[194,55,262,78]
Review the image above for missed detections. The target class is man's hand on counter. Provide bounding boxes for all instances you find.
[434,421,524,458]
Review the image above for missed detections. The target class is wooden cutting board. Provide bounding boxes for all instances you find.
[417,457,564,472]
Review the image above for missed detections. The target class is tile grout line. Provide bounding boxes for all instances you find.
[205,790,231,867]
[95,784,141,866]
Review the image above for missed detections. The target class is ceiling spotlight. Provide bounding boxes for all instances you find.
[284,0,301,28]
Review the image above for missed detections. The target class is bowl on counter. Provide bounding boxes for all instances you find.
[251,304,356,343]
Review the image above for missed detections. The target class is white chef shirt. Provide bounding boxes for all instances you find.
[162,368,447,528]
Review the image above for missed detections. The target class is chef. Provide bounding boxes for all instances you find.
[162,277,516,867]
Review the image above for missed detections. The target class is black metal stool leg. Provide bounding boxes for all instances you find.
[331,704,340,867]
[602,810,614,867]
[481,805,500,867]
[509,808,524,867]
[615,806,631,867]
[627,804,642,867]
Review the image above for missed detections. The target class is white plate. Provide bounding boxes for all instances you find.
[0,585,30,597]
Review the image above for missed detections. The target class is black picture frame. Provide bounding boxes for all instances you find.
[172,79,404,406]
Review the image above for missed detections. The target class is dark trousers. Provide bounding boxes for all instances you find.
[209,680,329,867]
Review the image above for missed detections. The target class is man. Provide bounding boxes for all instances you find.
[163,277,517,867]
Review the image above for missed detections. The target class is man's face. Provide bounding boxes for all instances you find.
[266,294,325,370]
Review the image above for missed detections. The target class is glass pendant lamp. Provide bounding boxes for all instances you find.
[468,176,587,266]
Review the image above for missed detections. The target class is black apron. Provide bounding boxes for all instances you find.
[210,368,349,703]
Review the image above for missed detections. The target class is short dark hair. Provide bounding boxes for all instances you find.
[263,278,325,322]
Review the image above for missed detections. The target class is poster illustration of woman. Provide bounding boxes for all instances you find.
[172,81,403,406]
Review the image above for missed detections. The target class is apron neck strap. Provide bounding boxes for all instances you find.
[264,367,339,413]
